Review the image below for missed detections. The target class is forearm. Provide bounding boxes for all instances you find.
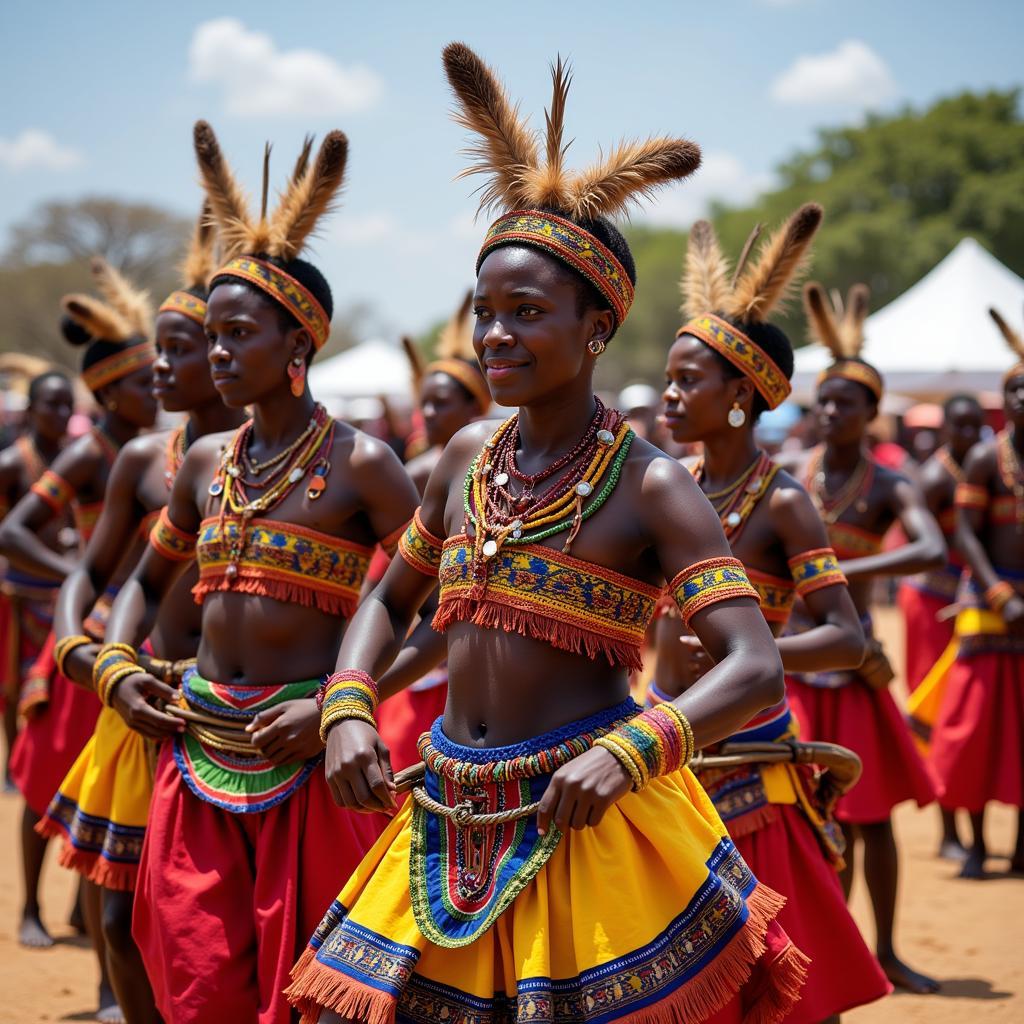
[955,521,1002,593]
[333,591,417,684]
[0,522,75,580]
[103,577,163,650]
[839,536,945,580]
[378,617,447,701]
[776,621,865,673]
[54,568,102,639]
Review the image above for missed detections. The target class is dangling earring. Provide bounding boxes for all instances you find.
[106,399,118,412]
[587,339,606,356]
[728,402,746,428]
[287,357,306,398]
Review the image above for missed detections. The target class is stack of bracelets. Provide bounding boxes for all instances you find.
[54,633,94,679]
[594,703,695,792]
[92,642,145,707]
[318,669,380,742]
[986,581,1016,613]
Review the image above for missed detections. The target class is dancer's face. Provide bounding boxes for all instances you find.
[815,377,876,445]
[103,363,158,428]
[28,378,73,443]
[943,399,984,462]
[154,310,220,414]
[420,372,478,448]
[1004,371,1024,429]
[661,333,747,444]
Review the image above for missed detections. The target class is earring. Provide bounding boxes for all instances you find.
[727,402,746,428]
[587,339,606,356]
[106,400,118,412]
[287,357,306,398]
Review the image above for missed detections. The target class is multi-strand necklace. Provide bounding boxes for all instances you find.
[997,429,1024,532]
[806,445,874,525]
[464,399,632,573]
[934,445,964,485]
[164,423,191,489]
[691,450,778,540]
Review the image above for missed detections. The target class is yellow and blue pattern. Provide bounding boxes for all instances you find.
[398,508,445,577]
[787,547,846,598]
[668,556,759,627]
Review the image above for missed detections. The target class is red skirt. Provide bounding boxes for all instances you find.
[929,650,1024,812]
[8,633,100,817]
[897,583,954,693]
[134,744,388,1024]
[786,675,936,824]
[376,679,448,773]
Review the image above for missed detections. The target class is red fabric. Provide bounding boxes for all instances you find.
[929,651,1024,812]
[376,681,448,773]
[732,804,890,1021]
[898,584,954,693]
[8,633,100,816]
[786,675,936,823]
[134,744,387,1024]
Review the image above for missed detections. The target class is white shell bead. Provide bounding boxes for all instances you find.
[494,472,509,486]
[726,512,742,527]
[576,481,594,497]
[596,429,615,445]
[482,539,498,558]
[288,467,304,483]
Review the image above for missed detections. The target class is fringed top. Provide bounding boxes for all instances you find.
[193,515,375,618]
[824,521,884,559]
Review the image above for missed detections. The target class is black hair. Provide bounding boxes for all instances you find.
[427,359,480,406]
[28,370,72,406]
[711,318,795,423]
[60,315,149,397]
[943,392,982,416]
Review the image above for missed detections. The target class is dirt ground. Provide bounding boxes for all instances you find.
[0,605,1021,1023]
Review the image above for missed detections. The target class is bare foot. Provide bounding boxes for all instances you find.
[959,848,986,879]
[19,911,55,948]
[879,953,940,994]
[96,983,124,1024]
[938,838,968,862]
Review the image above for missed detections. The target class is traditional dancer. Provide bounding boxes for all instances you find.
[0,370,73,786]
[99,123,417,1024]
[657,216,890,1022]
[37,208,246,1023]
[899,392,983,859]
[378,292,490,771]
[780,282,944,994]
[926,308,1024,878]
[288,44,807,1024]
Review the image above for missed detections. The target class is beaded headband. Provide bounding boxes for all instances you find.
[82,341,157,392]
[158,290,208,327]
[213,256,330,350]
[423,358,490,413]
[818,359,883,402]
[478,210,634,328]
[678,313,791,410]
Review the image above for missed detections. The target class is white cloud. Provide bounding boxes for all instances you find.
[643,152,772,228]
[771,40,897,108]
[188,18,382,118]
[0,130,83,171]
[334,212,399,245]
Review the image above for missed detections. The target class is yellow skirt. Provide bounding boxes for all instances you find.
[37,705,153,890]
[288,703,807,1024]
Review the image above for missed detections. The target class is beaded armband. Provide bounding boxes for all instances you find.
[398,507,445,577]
[54,634,92,678]
[668,557,759,627]
[30,469,74,514]
[150,507,197,562]
[595,703,694,792]
[93,642,143,707]
[788,547,847,597]
[319,669,381,742]
[986,581,1015,613]
[954,483,989,511]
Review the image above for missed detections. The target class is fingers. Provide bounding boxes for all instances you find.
[246,705,283,733]
[536,785,557,837]
[123,699,183,740]
[140,675,180,704]
[364,755,396,811]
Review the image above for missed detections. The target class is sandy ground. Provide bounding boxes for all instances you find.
[0,605,1021,1023]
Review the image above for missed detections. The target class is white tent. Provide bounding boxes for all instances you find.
[792,238,1024,402]
[309,339,412,405]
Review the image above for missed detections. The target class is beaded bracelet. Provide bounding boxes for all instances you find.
[594,703,694,792]
[986,581,1016,613]
[97,662,144,707]
[318,669,381,743]
[54,634,93,678]
[92,642,138,689]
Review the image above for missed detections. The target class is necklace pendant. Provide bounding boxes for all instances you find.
[224,562,239,582]
[596,428,615,445]
[725,511,742,528]
[494,471,509,486]
[575,480,593,497]
[288,467,304,484]
[482,539,498,559]
[227,465,241,478]
[208,480,224,497]
[746,477,762,494]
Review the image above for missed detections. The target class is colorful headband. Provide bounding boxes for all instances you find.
[678,313,791,410]
[478,210,634,328]
[818,359,883,402]
[423,358,490,413]
[214,256,330,350]
[158,290,208,327]
[82,341,157,392]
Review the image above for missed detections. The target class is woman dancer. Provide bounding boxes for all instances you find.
[100,123,417,1024]
[780,283,944,994]
[288,44,806,1024]
[657,216,889,1022]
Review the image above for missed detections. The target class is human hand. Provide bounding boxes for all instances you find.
[247,699,324,766]
[535,744,632,837]
[324,718,396,813]
[112,672,183,740]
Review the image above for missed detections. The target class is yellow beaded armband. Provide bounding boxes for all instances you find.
[954,483,989,511]
[667,557,759,627]
[398,507,445,577]
[595,703,694,792]
[788,547,847,597]
[318,669,381,743]
[150,508,198,562]
[54,634,93,678]
[30,470,74,515]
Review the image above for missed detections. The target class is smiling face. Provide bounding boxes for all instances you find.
[1004,370,1024,430]
[420,371,478,448]
[814,376,877,445]
[472,246,613,409]
[154,309,221,414]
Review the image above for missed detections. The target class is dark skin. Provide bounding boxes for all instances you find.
[778,375,945,995]
[0,376,72,947]
[952,372,1024,879]
[319,246,783,851]
[915,399,983,862]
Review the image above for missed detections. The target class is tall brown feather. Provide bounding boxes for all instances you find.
[521,57,573,211]
[442,42,539,214]
[62,295,133,343]
[402,336,425,388]
[989,307,1024,361]
[291,135,314,188]
[568,137,701,222]
[836,283,870,358]
[269,131,348,261]
[680,221,730,320]
[193,120,257,260]
[436,290,475,360]
[730,224,763,290]
[181,202,217,291]
[90,257,153,339]
[728,203,823,323]
[803,283,843,359]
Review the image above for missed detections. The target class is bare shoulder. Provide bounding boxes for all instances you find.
[964,438,998,475]
[117,431,170,470]
[766,468,828,539]
[625,434,706,508]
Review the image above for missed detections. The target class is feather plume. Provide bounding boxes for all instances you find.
[90,257,153,339]
[442,42,540,214]
[269,131,348,262]
[568,137,701,222]
[436,290,475,361]
[290,134,315,187]
[520,56,573,211]
[837,283,870,357]
[728,203,823,323]
[730,224,763,290]
[990,306,1024,361]
[803,283,844,358]
[62,295,133,344]
[193,120,259,260]
[680,221,730,320]
[402,335,425,388]
[181,201,217,291]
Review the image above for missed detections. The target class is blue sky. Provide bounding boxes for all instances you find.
[2,0,1021,337]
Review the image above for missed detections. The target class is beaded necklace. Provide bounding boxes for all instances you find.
[934,445,964,485]
[806,445,874,524]
[164,424,188,489]
[996,428,1024,532]
[692,451,778,540]
[92,425,120,467]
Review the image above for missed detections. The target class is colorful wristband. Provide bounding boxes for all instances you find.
[594,703,694,792]
[97,662,144,707]
[985,581,1015,612]
[319,669,381,742]
[788,547,847,597]
[54,634,93,678]
[667,556,759,627]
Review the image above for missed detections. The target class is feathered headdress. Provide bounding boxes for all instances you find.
[193,121,348,349]
[675,205,823,410]
[803,280,882,400]
[989,306,1024,383]
[158,202,219,327]
[443,42,701,330]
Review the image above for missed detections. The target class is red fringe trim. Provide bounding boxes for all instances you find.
[36,819,139,892]
[193,574,357,619]
[285,883,806,1024]
[719,804,779,841]
[432,597,643,672]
